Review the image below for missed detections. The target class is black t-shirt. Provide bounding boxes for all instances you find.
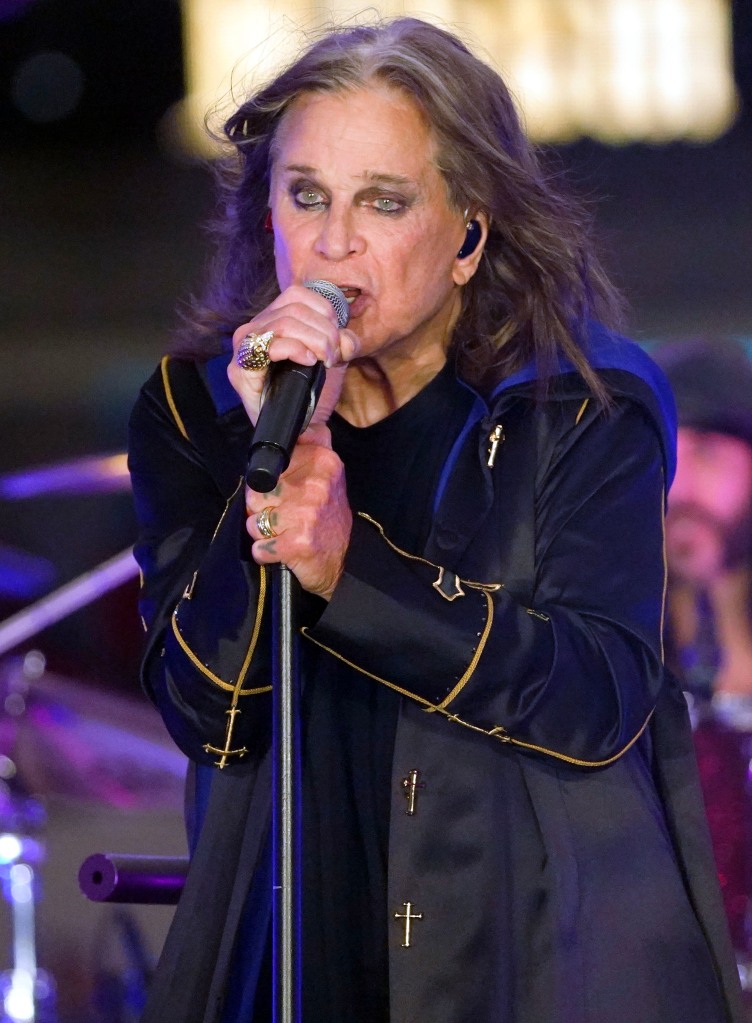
[249,362,475,1023]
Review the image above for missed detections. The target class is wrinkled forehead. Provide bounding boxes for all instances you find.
[269,83,439,172]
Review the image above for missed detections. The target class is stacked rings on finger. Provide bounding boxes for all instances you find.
[237,331,275,371]
[256,507,277,538]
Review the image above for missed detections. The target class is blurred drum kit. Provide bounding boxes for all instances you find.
[6,450,752,1018]
[0,453,186,1023]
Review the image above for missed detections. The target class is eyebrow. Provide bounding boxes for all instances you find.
[283,164,417,189]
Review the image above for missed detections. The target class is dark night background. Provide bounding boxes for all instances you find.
[0,0,750,691]
[0,2,750,1016]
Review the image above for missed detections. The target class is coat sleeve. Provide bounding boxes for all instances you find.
[305,397,668,766]
[128,361,273,766]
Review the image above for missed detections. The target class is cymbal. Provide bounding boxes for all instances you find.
[0,453,130,499]
[0,657,186,812]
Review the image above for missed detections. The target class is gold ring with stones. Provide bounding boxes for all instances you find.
[236,331,275,371]
[256,507,277,538]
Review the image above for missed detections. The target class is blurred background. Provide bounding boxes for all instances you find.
[0,0,750,1019]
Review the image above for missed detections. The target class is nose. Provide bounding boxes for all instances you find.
[313,205,364,260]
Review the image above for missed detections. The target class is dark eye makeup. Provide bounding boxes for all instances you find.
[288,178,413,216]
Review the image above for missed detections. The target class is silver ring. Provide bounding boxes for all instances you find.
[256,507,277,539]
[237,331,274,371]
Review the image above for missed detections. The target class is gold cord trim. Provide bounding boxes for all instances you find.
[426,591,494,712]
[575,398,590,425]
[357,513,501,591]
[207,564,270,766]
[158,357,269,764]
[302,630,654,768]
[301,630,436,708]
[160,355,189,442]
[183,571,198,600]
[235,565,268,690]
[171,612,271,696]
[453,707,655,768]
[210,478,244,544]
[170,479,266,694]
[301,591,492,712]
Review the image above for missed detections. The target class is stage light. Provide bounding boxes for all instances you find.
[0,835,23,866]
[3,980,34,1023]
[173,0,738,152]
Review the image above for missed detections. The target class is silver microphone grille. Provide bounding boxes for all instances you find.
[304,279,350,329]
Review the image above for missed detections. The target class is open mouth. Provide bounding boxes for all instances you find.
[341,287,362,305]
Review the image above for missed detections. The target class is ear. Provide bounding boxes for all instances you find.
[452,211,489,286]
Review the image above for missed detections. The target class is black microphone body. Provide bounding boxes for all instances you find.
[245,281,350,493]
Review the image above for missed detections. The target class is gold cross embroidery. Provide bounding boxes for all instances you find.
[487,424,504,467]
[394,902,423,947]
[401,769,426,815]
[203,706,248,769]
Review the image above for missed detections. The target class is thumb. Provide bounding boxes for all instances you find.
[298,422,332,449]
[339,328,361,363]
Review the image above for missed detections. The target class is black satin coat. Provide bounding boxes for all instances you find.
[129,325,743,1023]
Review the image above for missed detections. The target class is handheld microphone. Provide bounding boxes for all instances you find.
[245,280,350,493]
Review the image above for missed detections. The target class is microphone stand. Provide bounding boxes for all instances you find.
[271,562,302,1023]
[248,279,350,1022]
[246,364,326,1023]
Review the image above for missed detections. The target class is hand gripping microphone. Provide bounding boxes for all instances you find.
[245,280,350,493]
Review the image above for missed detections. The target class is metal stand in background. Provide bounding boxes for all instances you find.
[271,564,302,1023]
[0,550,140,1023]
[0,548,138,659]
[0,826,56,1023]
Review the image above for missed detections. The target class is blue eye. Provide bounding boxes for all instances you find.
[293,187,327,209]
[373,197,402,213]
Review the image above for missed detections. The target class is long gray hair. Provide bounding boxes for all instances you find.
[177,17,621,397]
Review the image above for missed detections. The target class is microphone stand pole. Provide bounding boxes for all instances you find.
[271,562,302,1023]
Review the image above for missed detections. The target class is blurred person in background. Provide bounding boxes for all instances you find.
[657,337,752,976]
